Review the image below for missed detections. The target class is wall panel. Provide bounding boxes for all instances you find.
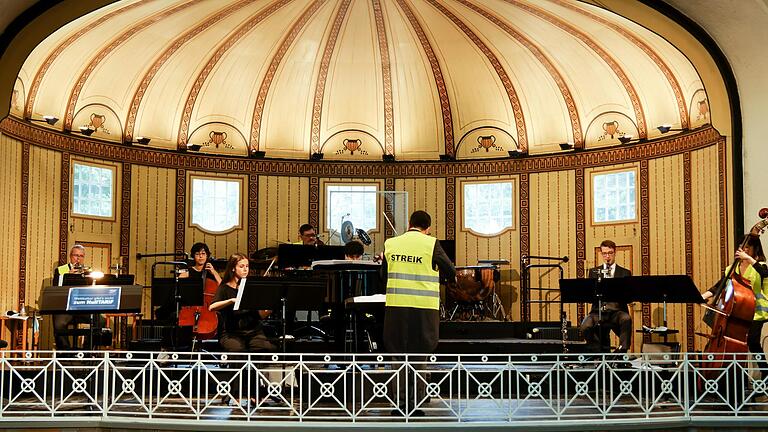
[648,155,686,349]
[26,146,61,349]
[585,162,642,351]
[528,170,576,323]
[455,175,520,320]
[185,171,248,259]
[129,165,175,316]
[395,178,446,239]
[691,146,723,350]
[258,176,309,250]
[0,134,21,315]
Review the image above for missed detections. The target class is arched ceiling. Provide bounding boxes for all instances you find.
[11,0,709,161]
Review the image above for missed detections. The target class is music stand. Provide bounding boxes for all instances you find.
[277,244,345,268]
[560,277,609,352]
[601,275,703,329]
[237,277,328,352]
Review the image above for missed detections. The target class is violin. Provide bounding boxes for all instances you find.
[699,215,768,382]
[178,258,219,340]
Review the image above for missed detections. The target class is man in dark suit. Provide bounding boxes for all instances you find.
[579,239,632,353]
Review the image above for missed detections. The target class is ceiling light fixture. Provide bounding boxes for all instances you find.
[508,149,523,158]
[78,126,95,136]
[29,115,59,126]
[558,143,573,151]
[439,154,455,162]
[250,149,266,159]
[657,124,687,134]
[186,144,202,152]
[382,154,395,162]
[310,152,324,161]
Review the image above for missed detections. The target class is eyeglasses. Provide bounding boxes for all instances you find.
[301,233,316,238]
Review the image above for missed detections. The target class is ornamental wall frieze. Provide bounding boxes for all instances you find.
[1,117,722,178]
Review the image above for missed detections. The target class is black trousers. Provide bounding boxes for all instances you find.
[748,319,768,379]
[53,313,106,350]
[383,307,439,410]
[580,310,632,352]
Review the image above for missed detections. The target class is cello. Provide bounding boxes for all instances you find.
[178,259,219,341]
[700,215,768,381]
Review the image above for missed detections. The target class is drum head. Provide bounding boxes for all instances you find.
[341,220,355,243]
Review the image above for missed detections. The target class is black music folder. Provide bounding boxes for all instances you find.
[277,244,345,268]
[560,275,703,305]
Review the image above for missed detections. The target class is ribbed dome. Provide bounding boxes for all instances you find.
[12,0,709,160]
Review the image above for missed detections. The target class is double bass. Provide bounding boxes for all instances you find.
[700,215,768,380]
[177,260,219,340]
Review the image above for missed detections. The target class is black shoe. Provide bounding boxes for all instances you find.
[390,407,404,416]
[411,409,425,417]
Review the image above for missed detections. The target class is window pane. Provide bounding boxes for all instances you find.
[326,185,378,233]
[592,170,636,223]
[463,182,513,235]
[72,163,113,218]
[191,178,240,232]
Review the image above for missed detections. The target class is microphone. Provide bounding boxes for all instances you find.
[760,208,768,219]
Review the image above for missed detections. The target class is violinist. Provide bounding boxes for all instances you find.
[703,235,768,379]
[209,253,275,352]
[180,242,221,284]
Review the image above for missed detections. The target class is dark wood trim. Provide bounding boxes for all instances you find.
[59,152,70,265]
[248,174,258,254]
[519,172,529,321]
[174,169,185,255]
[120,162,131,272]
[309,177,319,231]
[575,167,585,323]
[16,142,29,348]
[718,139,728,267]
[445,177,455,241]
[683,151,695,352]
[640,159,651,344]
[384,177,395,239]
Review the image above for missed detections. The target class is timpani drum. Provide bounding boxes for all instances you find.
[446,265,498,303]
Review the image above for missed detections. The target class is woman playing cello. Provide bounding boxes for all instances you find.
[703,235,768,379]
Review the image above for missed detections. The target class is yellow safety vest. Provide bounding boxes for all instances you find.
[725,263,768,320]
[384,230,439,310]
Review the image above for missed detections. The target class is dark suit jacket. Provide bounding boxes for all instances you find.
[587,264,631,314]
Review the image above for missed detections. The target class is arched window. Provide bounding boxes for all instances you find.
[72,161,115,219]
[190,176,241,233]
[462,181,514,236]
[592,168,637,224]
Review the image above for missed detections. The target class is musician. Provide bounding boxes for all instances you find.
[579,239,632,353]
[180,242,221,284]
[209,253,275,353]
[52,245,104,350]
[344,240,364,260]
[296,224,320,246]
[703,235,768,379]
[382,210,455,415]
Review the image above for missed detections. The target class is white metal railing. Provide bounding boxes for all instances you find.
[0,351,767,424]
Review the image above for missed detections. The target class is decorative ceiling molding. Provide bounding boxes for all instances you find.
[372,0,395,156]
[125,0,258,143]
[551,0,689,129]
[503,0,648,139]
[24,0,152,119]
[64,0,203,131]
[309,0,352,155]
[176,0,293,148]
[455,0,582,148]
[250,0,325,152]
[1,117,722,178]
[394,0,455,156]
[424,0,527,152]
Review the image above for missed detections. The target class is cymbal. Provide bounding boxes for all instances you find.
[251,247,278,260]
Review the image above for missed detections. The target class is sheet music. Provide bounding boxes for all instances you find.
[347,294,386,303]
[233,277,246,311]
[311,259,381,268]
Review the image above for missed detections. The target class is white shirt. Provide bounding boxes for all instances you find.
[601,262,616,278]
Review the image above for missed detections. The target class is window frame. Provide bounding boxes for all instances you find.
[70,159,117,222]
[589,166,639,226]
[187,174,244,235]
[459,178,516,237]
[322,181,381,235]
